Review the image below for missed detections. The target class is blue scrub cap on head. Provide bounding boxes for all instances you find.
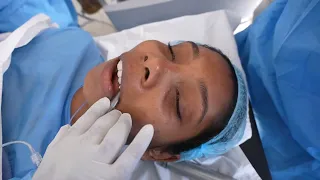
[168,41,248,161]
[180,67,247,161]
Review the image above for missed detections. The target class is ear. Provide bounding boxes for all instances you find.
[142,147,180,162]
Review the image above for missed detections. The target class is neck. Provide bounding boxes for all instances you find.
[70,87,89,125]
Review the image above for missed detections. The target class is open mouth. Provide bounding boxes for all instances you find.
[112,59,123,93]
[101,58,122,100]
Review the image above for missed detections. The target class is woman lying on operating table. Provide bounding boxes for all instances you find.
[72,40,247,162]
[2,28,247,178]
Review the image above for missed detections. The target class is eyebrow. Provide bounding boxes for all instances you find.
[187,41,199,58]
[198,81,208,124]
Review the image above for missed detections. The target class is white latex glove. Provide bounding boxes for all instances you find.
[33,97,154,180]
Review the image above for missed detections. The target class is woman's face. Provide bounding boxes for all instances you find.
[83,41,234,150]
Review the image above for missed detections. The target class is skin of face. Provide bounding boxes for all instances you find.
[79,40,235,161]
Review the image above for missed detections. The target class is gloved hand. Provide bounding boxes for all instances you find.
[33,97,154,180]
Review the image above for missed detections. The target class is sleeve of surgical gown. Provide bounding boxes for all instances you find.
[9,171,35,180]
[235,0,320,179]
[0,1,77,179]
[0,0,78,33]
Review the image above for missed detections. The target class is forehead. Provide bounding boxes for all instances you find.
[195,45,235,127]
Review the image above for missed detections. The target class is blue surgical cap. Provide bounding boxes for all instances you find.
[168,41,248,161]
[179,66,248,161]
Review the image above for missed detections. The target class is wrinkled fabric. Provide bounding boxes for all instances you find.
[2,149,12,180]
[236,0,320,179]
[0,0,77,33]
[2,27,103,179]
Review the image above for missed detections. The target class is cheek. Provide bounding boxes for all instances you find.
[83,64,105,105]
[129,116,163,147]
[117,95,166,146]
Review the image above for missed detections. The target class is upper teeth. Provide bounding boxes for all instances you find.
[117,60,123,85]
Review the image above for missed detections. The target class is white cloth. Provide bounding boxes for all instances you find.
[94,10,258,179]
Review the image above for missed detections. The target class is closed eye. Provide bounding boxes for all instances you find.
[176,88,182,120]
[167,43,182,121]
[167,43,176,61]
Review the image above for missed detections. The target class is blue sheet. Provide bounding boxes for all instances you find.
[0,1,94,179]
[236,0,320,179]
[0,0,78,33]
[2,28,103,179]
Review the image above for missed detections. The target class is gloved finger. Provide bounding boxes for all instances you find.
[47,125,71,149]
[70,97,110,135]
[84,110,121,144]
[96,113,132,164]
[114,124,154,170]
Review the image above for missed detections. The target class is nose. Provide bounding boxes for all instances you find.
[142,54,166,89]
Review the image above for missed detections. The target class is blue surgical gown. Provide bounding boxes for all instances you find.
[1,21,104,180]
[236,0,320,179]
[0,1,103,179]
[0,0,78,33]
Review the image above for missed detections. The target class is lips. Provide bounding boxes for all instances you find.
[100,58,121,100]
